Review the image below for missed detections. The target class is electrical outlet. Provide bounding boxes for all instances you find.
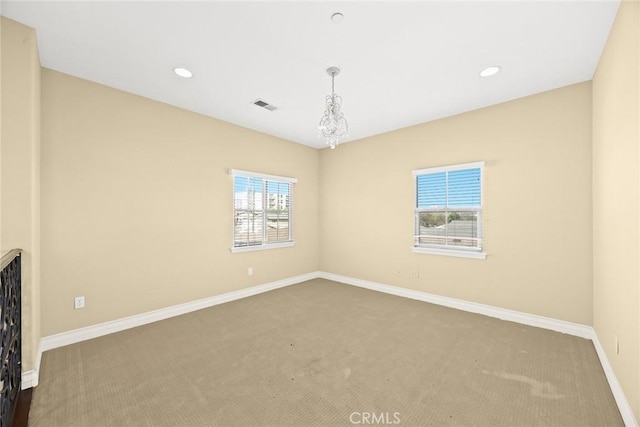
[409,269,420,279]
[74,296,85,310]
[248,267,253,276]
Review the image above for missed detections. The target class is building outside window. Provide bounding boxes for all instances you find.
[230,169,295,253]
[413,162,485,259]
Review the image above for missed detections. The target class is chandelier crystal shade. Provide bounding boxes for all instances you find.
[318,67,348,149]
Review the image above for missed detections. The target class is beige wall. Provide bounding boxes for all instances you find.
[40,69,319,336]
[14,8,640,418]
[593,0,640,420]
[320,82,593,325]
[1,17,42,374]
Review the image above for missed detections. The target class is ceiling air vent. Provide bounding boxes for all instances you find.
[252,98,277,111]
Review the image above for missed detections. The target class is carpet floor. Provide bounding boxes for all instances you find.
[30,279,623,426]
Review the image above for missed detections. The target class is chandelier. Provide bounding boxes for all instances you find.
[318,67,348,149]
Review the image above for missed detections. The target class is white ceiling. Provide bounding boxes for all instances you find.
[2,1,620,149]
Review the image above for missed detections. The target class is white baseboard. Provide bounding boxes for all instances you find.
[317,272,637,427]
[21,343,41,389]
[22,371,37,389]
[32,270,636,426]
[590,331,639,427]
[40,271,320,353]
[318,272,593,338]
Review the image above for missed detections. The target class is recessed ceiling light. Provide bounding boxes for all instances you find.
[173,67,193,79]
[480,66,501,78]
[331,12,344,24]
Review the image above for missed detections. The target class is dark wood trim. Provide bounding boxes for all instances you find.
[12,388,32,427]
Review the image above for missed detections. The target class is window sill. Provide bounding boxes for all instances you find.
[231,241,295,253]
[412,246,486,260]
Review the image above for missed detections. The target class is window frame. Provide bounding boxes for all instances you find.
[412,161,486,260]
[229,169,296,253]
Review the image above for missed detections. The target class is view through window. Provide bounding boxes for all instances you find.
[232,170,294,251]
[413,162,484,253]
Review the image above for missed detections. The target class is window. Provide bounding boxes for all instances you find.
[413,162,485,259]
[230,169,296,253]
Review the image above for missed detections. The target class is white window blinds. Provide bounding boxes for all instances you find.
[413,162,484,253]
[230,169,295,252]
